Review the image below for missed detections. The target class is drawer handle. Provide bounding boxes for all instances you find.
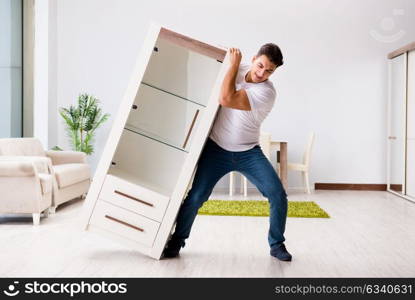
[114,190,154,207]
[105,215,144,232]
[182,109,200,149]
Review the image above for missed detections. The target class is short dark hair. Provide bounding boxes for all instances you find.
[257,43,284,67]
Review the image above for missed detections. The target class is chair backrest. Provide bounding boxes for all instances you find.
[259,132,271,159]
[0,138,45,157]
[302,132,315,167]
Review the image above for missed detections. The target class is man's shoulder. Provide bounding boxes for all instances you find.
[262,79,275,90]
[237,62,250,77]
[254,80,276,99]
[239,62,250,70]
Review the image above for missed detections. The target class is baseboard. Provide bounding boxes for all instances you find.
[215,184,388,193]
[390,184,403,192]
[314,183,387,191]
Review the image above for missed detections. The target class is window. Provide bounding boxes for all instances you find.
[0,0,22,138]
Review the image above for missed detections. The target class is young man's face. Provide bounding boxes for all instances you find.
[249,55,277,83]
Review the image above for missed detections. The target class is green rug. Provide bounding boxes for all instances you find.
[198,200,330,218]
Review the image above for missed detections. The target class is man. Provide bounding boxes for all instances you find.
[162,43,291,261]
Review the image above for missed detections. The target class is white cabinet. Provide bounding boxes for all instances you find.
[407,50,415,198]
[388,53,406,195]
[82,24,228,259]
[387,43,415,202]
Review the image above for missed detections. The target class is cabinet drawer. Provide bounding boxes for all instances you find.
[90,200,160,247]
[100,175,169,222]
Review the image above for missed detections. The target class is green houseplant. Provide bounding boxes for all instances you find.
[59,93,110,155]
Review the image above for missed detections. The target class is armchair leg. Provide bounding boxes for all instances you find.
[49,206,57,214]
[32,213,40,225]
[43,208,50,218]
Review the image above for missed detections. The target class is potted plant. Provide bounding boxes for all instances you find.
[59,93,110,155]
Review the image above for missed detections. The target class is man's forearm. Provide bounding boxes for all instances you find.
[220,64,239,101]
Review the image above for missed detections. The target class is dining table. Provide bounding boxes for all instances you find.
[270,141,288,190]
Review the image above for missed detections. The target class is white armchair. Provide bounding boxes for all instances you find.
[0,138,91,214]
[0,156,52,225]
[45,149,91,212]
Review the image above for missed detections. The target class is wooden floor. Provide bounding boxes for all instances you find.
[1,190,415,277]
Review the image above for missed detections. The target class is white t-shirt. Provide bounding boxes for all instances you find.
[209,63,276,151]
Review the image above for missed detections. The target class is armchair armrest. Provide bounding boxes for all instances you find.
[45,150,87,165]
[0,160,36,177]
[0,156,51,174]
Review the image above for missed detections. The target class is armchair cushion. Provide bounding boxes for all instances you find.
[38,173,53,194]
[0,156,51,174]
[53,163,90,188]
[0,160,35,177]
[0,138,45,156]
[45,150,87,165]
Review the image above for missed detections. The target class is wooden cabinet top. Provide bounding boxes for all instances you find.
[388,41,415,59]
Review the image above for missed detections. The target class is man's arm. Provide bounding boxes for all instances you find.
[219,48,251,111]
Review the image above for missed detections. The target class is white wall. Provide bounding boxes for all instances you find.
[52,0,415,190]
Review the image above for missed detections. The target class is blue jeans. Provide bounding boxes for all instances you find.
[171,138,288,248]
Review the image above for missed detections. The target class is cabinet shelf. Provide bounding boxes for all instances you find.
[127,82,204,152]
[124,126,189,153]
[141,82,206,108]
